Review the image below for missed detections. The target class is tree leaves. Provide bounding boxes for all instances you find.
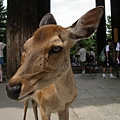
[0,0,7,43]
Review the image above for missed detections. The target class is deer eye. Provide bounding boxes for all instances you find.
[52,46,62,52]
[49,46,63,55]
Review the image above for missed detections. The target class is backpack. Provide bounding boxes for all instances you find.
[99,47,106,62]
[88,54,94,62]
[86,52,94,62]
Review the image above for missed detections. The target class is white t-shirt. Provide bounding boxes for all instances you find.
[116,42,120,51]
[78,48,86,62]
[0,42,6,57]
[106,45,110,52]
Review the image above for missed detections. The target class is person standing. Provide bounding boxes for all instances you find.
[116,42,120,63]
[88,48,96,73]
[78,44,86,74]
[102,39,116,78]
[0,42,6,83]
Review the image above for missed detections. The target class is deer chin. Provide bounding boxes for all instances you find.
[17,79,39,101]
[17,77,54,101]
[17,88,36,102]
[18,91,35,102]
[18,63,71,101]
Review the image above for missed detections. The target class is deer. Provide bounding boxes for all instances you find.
[21,52,39,120]
[6,6,104,120]
[23,99,38,120]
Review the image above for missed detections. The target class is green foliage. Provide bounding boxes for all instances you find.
[70,45,78,55]
[70,15,112,58]
[0,0,7,43]
[70,32,97,55]
[106,15,112,40]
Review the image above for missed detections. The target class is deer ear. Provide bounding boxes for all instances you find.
[69,6,104,41]
[39,13,57,27]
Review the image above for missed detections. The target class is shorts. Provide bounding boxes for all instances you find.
[0,57,4,66]
[88,61,97,66]
[80,61,86,67]
[103,57,114,67]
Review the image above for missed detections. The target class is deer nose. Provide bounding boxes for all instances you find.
[6,83,21,100]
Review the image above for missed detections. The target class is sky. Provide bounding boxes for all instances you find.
[51,0,111,27]
[3,0,111,27]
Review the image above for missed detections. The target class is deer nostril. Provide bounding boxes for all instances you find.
[6,83,22,100]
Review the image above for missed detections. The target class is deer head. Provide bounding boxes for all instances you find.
[6,6,104,101]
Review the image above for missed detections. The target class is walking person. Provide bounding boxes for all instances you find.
[116,41,120,63]
[78,44,86,74]
[0,42,6,83]
[116,41,120,77]
[102,39,116,78]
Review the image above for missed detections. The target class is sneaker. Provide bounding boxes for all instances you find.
[102,75,108,78]
[109,75,116,79]
[82,70,85,74]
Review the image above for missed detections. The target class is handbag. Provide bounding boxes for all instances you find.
[99,47,106,62]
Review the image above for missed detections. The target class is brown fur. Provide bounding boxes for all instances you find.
[23,99,38,120]
[6,7,104,120]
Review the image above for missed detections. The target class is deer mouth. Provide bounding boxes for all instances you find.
[18,90,35,101]
[18,86,37,101]
[17,78,41,101]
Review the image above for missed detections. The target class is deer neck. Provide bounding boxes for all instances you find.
[54,66,78,101]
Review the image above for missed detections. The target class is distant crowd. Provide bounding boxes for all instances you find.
[70,39,120,78]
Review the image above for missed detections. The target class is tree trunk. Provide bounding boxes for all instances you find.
[7,0,50,78]
[96,0,106,62]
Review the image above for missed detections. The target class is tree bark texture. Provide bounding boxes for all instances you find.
[7,0,50,78]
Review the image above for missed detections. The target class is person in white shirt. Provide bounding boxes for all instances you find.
[116,42,120,63]
[78,44,86,74]
[0,42,6,83]
[102,39,116,79]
